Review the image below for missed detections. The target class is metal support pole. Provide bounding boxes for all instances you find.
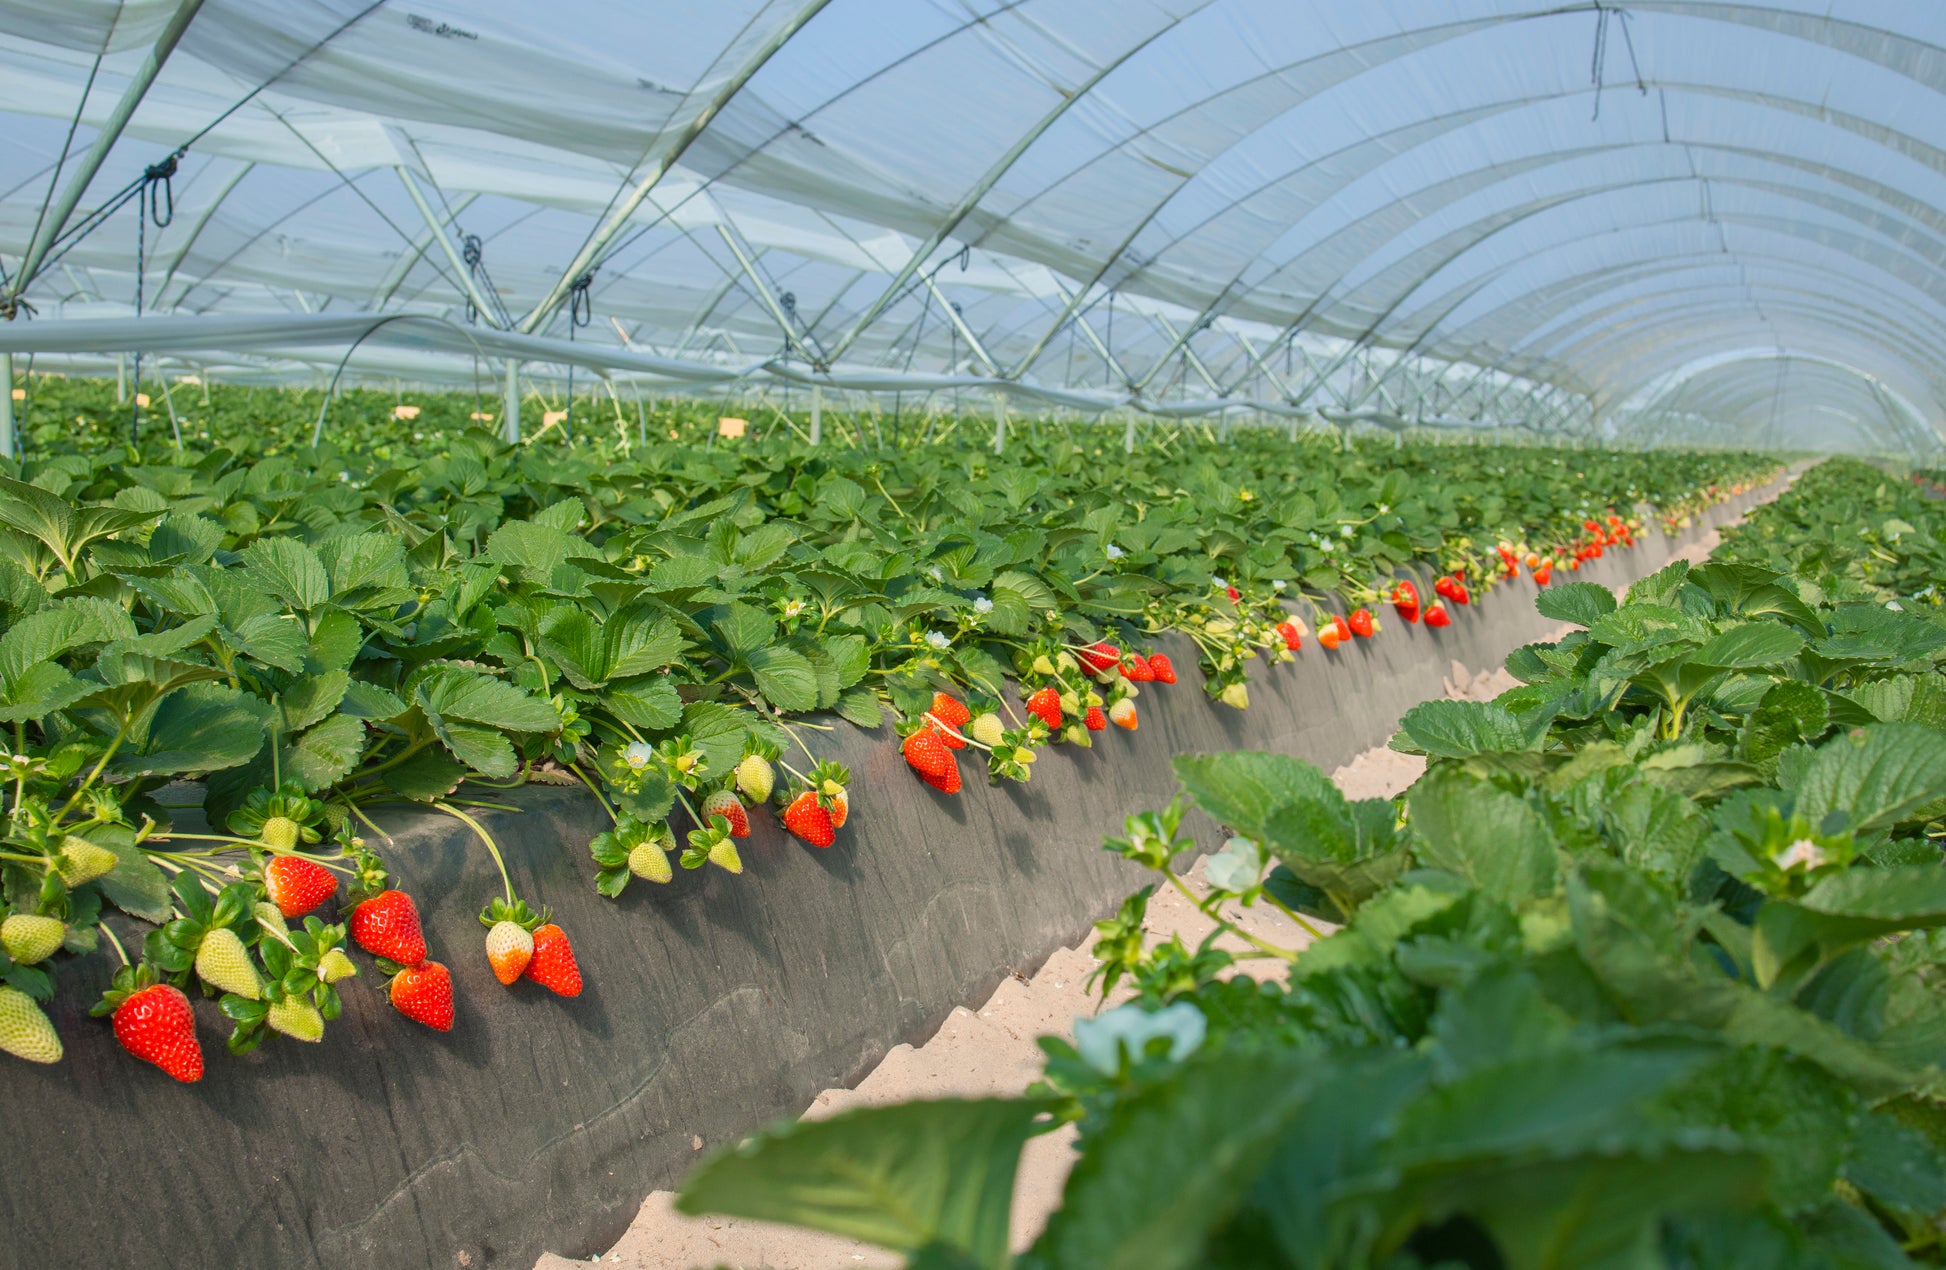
[715,224,807,358]
[0,353,14,458]
[5,0,207,306]
[502,359,521,443]
[395,168,503,325]
[809,383,822,446]
[992,393,1007,454]
[1124,412,1137,454]
[518,0,834,333]
[921,273,1000,375]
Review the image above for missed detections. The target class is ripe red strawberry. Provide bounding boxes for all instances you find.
[702,789,750,838]
[921,757,962,795]
[263,856,337,919]
[1076,642,1119,674]
[1147,653,1176,684]
[1333,614,1353,643]
[525,925,582,997]
[1109,699,1137,730]
[390,961,454,1030]
[1275,620,1302,650]
[1424,603,1452,628]
[485,920,533,985]
[1533,564,1553,587]
[1349,608,1375,638]
[113,984,202,1082]
[1391,581,1420,623]
[1084,705,1107,731]
[1318,622,1343,651]
[782,790,835,847]
[1225,585,1241,602]
[903,725,955,778]
[349,890,428,966]
[1121,654,1154,682]
[1433,576,1456,600]
[1025,686,1062,729]
[1451,583,1471,606]
[929,692,970,731]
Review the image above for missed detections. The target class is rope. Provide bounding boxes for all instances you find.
[129,155,178,443]
[561,269,595,439]
[1590,3,1648,121]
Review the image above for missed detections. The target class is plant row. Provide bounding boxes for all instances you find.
[679,457,1946,1270]
[0,379,1773,1079]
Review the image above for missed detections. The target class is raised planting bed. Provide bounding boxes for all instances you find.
[0,477,1783,1270]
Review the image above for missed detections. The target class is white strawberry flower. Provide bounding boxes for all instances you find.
[1106,544,1124,560]
[925,630,951,650]
[1340,524,1355,538]
[622,741,654,771]
[972,595,993,614]
[1074,1001,1207,1075]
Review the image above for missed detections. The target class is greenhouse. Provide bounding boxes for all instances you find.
[1,4,1945,1269]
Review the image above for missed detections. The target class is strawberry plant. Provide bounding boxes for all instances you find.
[0,370,1774,1077]
[674,459,1946,1269]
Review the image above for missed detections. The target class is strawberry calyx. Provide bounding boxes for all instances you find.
[478,895,547,933]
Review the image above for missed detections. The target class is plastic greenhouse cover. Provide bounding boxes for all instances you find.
[0,1,1942,451]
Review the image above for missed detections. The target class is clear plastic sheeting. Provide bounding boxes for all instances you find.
[0,1,1942,452]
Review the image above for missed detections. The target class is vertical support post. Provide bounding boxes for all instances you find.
[0,353,14,459]
[502,360,521,443]
[117,355,128,404]
[991,394,1007,454]
[1123,412,1137,454]
[810,383,823,446]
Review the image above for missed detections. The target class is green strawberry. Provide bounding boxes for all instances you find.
[259,816,302,852]
[0,987,60,1064]
[54,837,118,886]
[708,838,743,875]
[967,713,1005,747]
[628,838,673,883]
[254,902,292,945]
[267,995,324,1043]
[0,914,65,965]
[317,948,358,984]
[735,753,775,804]
[195,928,261,1000]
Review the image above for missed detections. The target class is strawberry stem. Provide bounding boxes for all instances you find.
[566,761,619,824]
[100,922,132,969]
[435,802,514,906]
